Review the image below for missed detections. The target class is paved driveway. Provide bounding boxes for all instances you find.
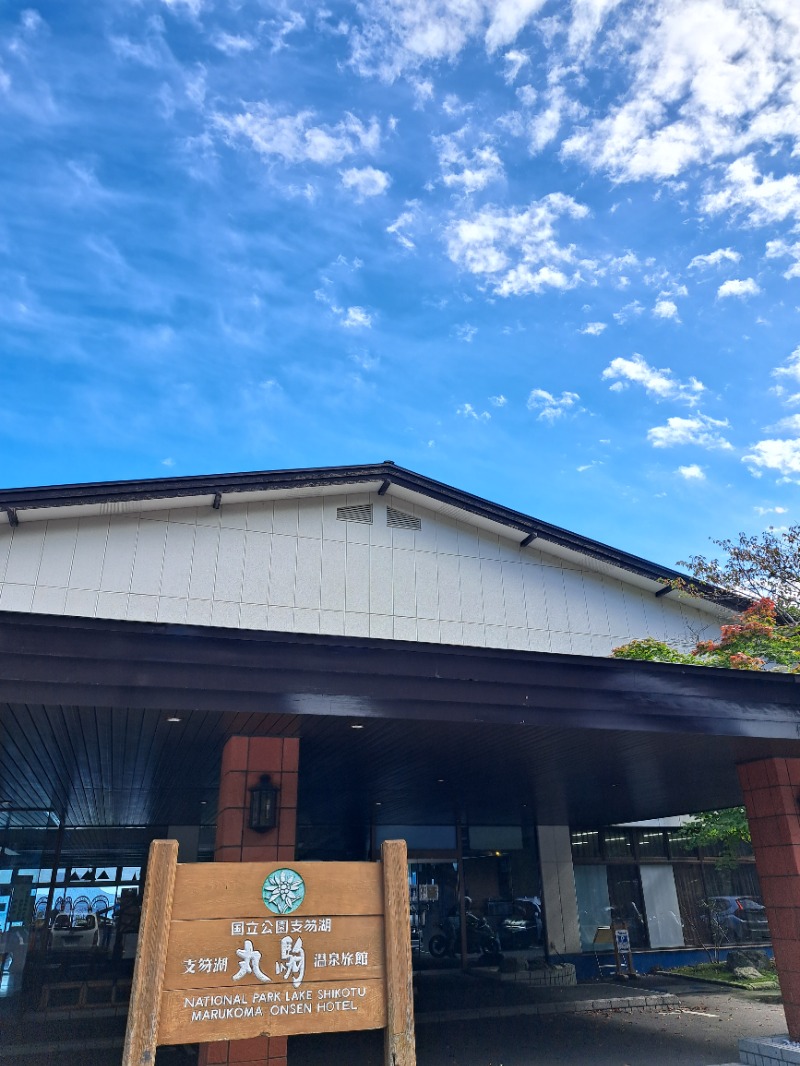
[290,979,787,1066]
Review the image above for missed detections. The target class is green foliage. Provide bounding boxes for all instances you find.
[683,807,751,869]
[684,807,751,846]
[613,599,800,673]
[678,525,800,626]
[610,638,696,665]
[669,962,778,989]
[612,601,796,873]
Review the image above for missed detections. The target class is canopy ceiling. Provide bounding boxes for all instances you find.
[1,610,799,855]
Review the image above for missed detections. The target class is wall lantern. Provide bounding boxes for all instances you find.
[249,774,280,833]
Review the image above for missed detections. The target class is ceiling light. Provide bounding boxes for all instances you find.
[166,716,182,723]
[351,723,364,729]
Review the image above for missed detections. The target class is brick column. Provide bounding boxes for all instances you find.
[738,758,800,1040]
[198,736,299,1066]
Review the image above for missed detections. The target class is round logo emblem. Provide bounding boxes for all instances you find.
[262,868,306,915]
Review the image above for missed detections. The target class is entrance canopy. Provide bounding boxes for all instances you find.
[2,609,799,861]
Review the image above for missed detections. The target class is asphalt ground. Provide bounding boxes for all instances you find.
[0,974,788,1065]
[290,976,787,1066]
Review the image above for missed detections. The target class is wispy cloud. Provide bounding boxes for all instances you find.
[647,414,732,450]
[457,402,490,421]
[212,32,257,55]
[213,105,380,166]
[435,132,504,194]
[386,203,419,250]
[340,165,391,199]
[454,323,477,342]
[447,193,593,297]
[527,388,580,422]
[688,248,741,270]
[580,321,606,335]
[602,354,704,405]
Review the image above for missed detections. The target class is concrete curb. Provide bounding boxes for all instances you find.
[416,991,678,1024]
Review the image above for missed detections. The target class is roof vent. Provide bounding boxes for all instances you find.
[99,500,141,516]
[387,507,421,531]
[336,504,373,525]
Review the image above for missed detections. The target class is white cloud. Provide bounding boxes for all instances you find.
[490,394,508,406]
[386,203,419,250]
[347,0,548,81]
[517,84,537,108]
[454,323,477,342]
[269,11,305,53]
[770,414,800,434]
[161,457,176,467]
[703,155,800,226]
[446,193,594,297]
[653,298,679,320]
[774,346,800,385]
[765,238,800,280]
[754,505,788,516]
[528,86,576,154]
[688,247,741,270]
[315,287,374,330]
[677,464,705,480]
[526,388,580,422]
[213,106,380,165]
[580,321,606,335]
[503,49,529,84]
[442,94,470,116]
[161,0,205,17]
[567,0,625,52]
[613,300,644,324]
[212,32,257,55]
[342,306,373,329]
[457,402,491,421]
[562,4,800,200]
[602,353,704,404]
[743,439,800,479]
[647,414,733,450]
[340,165,391,199]
[436,133,504,194]
[485,0,549,53]
[717,277,760,299]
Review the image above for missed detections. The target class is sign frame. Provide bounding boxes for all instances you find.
[122,838,415,1066]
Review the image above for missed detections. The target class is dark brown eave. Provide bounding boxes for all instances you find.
[2,610,797,735]
[0,461,742,611]
[1,611,799,830]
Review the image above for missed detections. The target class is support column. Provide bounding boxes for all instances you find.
[537,826,582,955]
[198,736,299,1066]
[738,758,800,1041]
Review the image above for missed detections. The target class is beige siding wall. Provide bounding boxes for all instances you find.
[0,491,716,653]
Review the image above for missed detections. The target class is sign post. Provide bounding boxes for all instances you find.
[122,839,415,1066]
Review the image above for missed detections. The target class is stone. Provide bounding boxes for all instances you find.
[732,965,765,981]
[726,948,770,972]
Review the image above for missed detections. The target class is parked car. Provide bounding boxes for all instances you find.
[705,896,770,942]
[47,912,100,951]
[489,897,543,950]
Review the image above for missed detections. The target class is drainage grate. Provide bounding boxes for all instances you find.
[386,507,421,530]
[336,504,373,524]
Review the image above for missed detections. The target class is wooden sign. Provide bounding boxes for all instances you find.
[122,839,415,1066]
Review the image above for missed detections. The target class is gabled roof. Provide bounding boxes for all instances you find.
[0,460,740,613]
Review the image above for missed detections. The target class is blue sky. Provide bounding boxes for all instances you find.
[2,0,800,568]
